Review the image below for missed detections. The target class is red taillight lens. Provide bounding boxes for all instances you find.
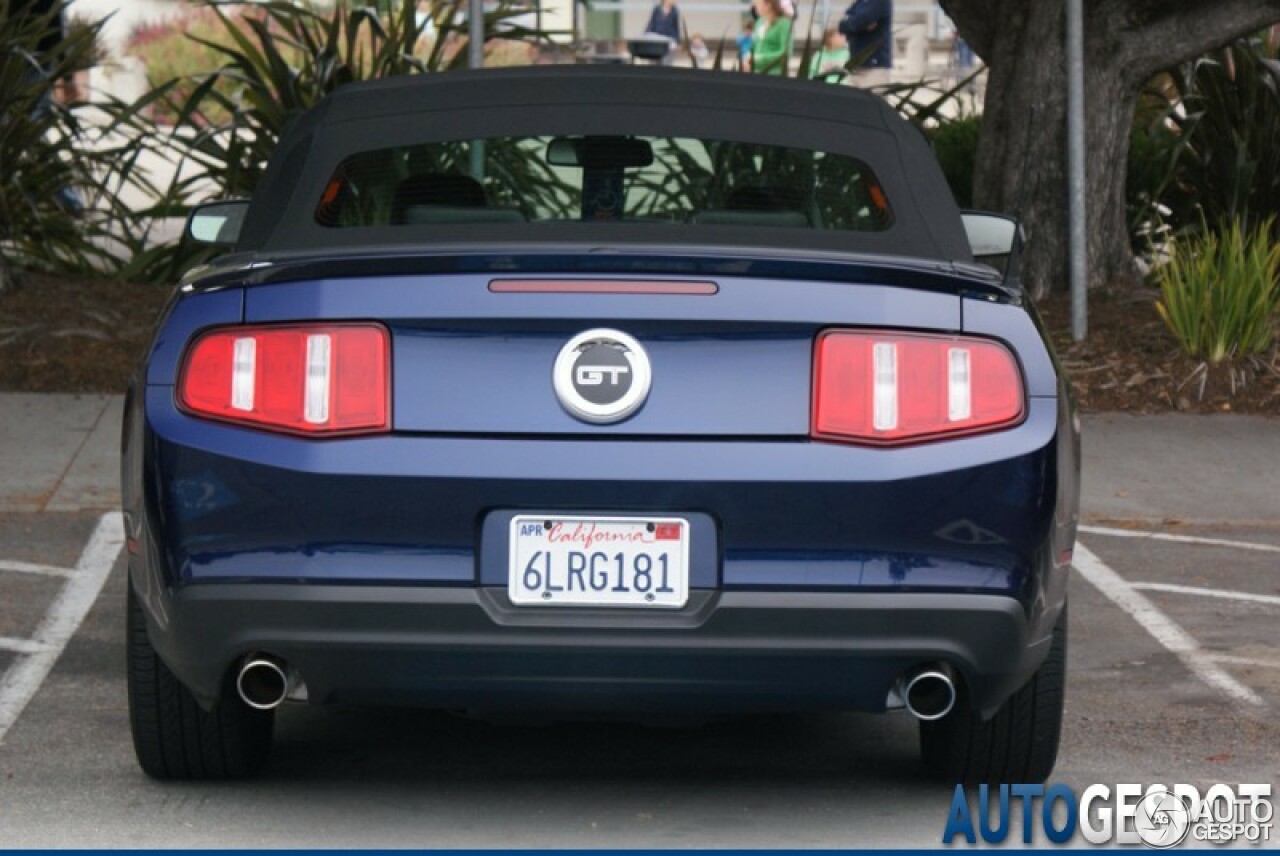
[179,324,390,436]
[812,330,1024,445]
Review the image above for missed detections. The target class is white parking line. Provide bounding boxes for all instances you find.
[0,637,51,656]
[1131,582,1280,607]
[1079,525,1280,555]
[1073,542,1263,707]
[0,512,124,744]
[1208,654,1280,671]
[0,560,73,578]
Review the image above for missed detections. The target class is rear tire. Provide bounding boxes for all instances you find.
[920,605,1066,784]
[127,583,273,780]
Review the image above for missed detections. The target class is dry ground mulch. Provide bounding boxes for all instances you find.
[1036,287,1280,415]
[0,272,170,393]
[2,270,1278,415]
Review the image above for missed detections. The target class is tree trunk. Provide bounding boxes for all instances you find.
[940,0,1280,299]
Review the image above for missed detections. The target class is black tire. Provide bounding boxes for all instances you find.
[920,605,1066,785]
[127,583,274,780]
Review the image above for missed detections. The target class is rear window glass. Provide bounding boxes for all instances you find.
[314,135,894,232]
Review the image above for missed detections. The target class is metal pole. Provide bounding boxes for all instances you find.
[469,0,485,68]
[1066,0,1087,340]
[469,0,485,180]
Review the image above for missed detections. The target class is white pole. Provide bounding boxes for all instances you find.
[1067,0,1087,340]
[469,0,485,68]
[469,0,486,180]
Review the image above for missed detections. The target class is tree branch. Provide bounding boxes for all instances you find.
[1109,0,1280,83]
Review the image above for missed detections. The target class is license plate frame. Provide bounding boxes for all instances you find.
[508,515,690,609]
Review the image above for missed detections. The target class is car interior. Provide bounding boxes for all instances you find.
[316,135,893,233]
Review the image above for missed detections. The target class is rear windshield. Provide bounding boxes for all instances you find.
[314,135,894,233]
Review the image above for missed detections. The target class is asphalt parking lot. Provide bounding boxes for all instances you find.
[0,396,1276,847]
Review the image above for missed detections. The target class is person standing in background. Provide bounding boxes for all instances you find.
[838,0,892,88]
[735,19,754,70]
[644,0,681,64]
[746,0,791,75]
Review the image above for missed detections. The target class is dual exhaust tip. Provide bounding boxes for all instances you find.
[898,663,958,721]
[237,655,957,718]
[236,655,304,710]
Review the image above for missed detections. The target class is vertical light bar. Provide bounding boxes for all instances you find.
[872,342,898,431]
[304,334,331,425]
[948,347,972,421]
[231,337,256,412]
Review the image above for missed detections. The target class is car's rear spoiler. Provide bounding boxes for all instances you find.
[181,243,1023,304]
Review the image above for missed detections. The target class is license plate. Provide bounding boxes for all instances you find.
[508,515,689,608]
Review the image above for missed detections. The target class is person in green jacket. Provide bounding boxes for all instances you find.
[748,0,792,75]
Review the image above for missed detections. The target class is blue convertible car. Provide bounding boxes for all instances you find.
[122,67,1078,783]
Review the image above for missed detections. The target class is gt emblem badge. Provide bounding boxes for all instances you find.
[553,329,652,424]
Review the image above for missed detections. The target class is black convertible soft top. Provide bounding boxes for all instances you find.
[236,66,971,263]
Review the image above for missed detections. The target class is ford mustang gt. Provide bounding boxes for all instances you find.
[122,66,1078,783]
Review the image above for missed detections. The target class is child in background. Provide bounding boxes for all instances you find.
[689,33,710,66]
[808,27,850,80]
[736,20,754,70]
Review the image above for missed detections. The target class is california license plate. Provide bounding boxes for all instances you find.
[508,515,690,608]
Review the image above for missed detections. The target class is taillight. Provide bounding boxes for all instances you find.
[179,324,390,436]
[812,330,1023,445]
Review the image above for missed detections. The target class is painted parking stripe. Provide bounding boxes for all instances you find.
[1073,542,1263,707]
[1079,524,1280,555]
[0,637,50,656]
[1131,582,1280,607]
[1208,654,1280,671]
[0,512,124,744]
[0,560,73,578]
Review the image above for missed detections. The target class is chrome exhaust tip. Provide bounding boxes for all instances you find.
[236,656,294,710]
[902,664,957,721]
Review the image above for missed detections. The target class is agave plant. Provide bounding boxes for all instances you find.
[1154,216,1280,364]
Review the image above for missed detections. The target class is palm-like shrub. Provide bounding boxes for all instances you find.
[0,2,156,286]
[125,0,543,281]
[1136,33,1280,242]
[153,0,541,198]
[125,7,273,127]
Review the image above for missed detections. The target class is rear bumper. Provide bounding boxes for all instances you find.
[141,582,1053,717]
[124,373,1075,718]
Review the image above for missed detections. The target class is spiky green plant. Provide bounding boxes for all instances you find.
[1154,217,1280,363]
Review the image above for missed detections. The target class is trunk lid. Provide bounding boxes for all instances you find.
[227,250,978,437]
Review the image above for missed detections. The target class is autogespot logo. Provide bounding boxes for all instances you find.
[553,329,652,424]
[942,783,1273,847]
[1134,790,1192,848]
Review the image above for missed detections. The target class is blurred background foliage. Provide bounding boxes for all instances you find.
[0,1,160,288]
[114,0,543,280]
[1134,31,1280,244]
[2,0,1277,350]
